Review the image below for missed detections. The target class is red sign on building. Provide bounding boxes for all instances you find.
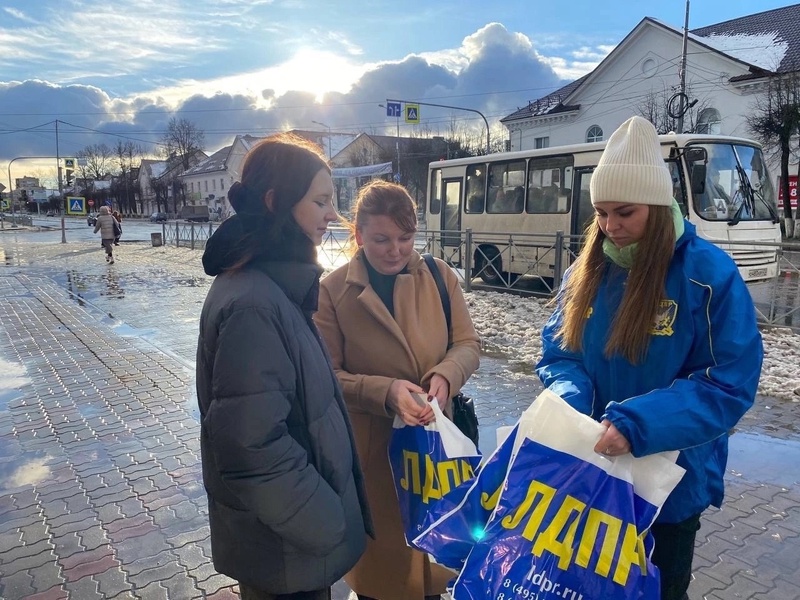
[778,176,799,209]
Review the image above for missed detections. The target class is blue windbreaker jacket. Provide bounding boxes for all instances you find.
[536,221,763,523]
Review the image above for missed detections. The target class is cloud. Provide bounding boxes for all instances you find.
[0,22,583,180]
[3,7,37,23]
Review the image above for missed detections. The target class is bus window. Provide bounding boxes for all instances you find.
[465,164,486,213]
[689,142,777,222]
[487,160,525,213]
[527,156,573,213]
[572,169,596,236]
[430,168,442,214]
[734,144,777,220]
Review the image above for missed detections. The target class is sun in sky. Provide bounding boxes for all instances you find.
[259,48,367,101]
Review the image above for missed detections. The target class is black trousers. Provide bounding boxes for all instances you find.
[239,584,331,600]
[651,513,702,600]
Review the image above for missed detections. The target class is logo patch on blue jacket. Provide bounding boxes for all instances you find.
[650,300,677,336]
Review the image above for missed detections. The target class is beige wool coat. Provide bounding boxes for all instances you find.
[315,250,480,600]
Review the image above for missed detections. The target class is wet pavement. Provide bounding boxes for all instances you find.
[0,225,798,599]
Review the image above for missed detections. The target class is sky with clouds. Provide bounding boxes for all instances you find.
[0,0,791,187]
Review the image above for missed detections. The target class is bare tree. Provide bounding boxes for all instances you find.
[635,84,710,134]
[161,117,205,170]
[114,141,143,215]
[149,176,169,213]
[747,71,800,237]
[77,143,114,180]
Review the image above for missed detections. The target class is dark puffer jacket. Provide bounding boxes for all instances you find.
[197,215,371,592]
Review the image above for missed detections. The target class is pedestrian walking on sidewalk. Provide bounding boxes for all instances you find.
[93,206,119,264]
[315,180,480,600]
[197,133,372,600]
[536,116,763,600]
[112,210,122,245]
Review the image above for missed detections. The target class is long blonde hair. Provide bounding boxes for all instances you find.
[556,205,675,363]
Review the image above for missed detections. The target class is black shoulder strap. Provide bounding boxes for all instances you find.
[422,253,452,346]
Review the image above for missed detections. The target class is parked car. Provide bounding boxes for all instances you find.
[150,212,168,223]
[46,211,55,217]
[87,213,97,226]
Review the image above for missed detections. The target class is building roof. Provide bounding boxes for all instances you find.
[238,134,265,153]
[183,145,232,177]
[691,3,798,73]
[503,4,800,123]
[291,129,359,158]
[500,74,588,122]
[140,158,168,179]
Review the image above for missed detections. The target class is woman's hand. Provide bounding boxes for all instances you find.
[594,419,631,457]
[426,374,450,411]
[387,379,434,426]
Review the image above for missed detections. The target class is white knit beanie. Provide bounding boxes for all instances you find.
[590,116,673,206]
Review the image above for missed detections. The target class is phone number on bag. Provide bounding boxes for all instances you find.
[496,577,584,600]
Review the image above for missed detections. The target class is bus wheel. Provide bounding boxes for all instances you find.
[477,247,504,285]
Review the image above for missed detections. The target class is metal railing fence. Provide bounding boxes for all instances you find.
[162,221,217,250]
[160,221,800,331]
[0,214,33,228]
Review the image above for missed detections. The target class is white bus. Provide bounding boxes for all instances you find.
[426,133,781,285]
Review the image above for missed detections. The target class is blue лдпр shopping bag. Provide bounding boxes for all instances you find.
[451,390,684,600]
[388,397,482,548]
[412,424,519,570]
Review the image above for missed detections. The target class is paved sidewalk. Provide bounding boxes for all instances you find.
[0,238,798,599]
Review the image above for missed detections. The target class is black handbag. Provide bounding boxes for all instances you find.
[422,253,480,447]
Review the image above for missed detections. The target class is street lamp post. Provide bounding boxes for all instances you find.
[386,98,491,154]
[311,120,332,159]
[9,155,68,240]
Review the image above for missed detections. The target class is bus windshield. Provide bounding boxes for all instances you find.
[691,142,778,223]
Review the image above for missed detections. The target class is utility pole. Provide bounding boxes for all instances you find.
[676,0,690,134]
[56,120,66,242]
[8,153,68,240]
[379,104,402,181]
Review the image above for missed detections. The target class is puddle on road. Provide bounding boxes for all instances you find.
[0,357,52,492]
[0,357,29,403]
[0,451,53,493]
[727,431,800,487]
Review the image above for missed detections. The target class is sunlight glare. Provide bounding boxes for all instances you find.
[269,48,362,100]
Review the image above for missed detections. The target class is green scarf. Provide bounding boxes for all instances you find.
[602,199,685,269]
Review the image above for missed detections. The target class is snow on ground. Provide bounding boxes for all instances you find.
[464,290,800,403]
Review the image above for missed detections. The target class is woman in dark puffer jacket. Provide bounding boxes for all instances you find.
[196,133,372,600]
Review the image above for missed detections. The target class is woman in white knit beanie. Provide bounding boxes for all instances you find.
[536,116,763,600]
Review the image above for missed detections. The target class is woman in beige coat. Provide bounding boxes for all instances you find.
[93,206,119,264]
[315,181,480,600]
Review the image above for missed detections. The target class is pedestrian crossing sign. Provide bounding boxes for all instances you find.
[0,199,8,210]
[66,196,86,215]
[405,103,420,124]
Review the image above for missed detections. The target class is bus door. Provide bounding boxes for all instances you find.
[441,178,463,264]
[570,168,595,259]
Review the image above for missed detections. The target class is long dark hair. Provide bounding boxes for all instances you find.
[206,133,330,273]
[228,133,330,221]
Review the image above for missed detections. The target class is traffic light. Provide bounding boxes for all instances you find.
[65,169,74,186]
